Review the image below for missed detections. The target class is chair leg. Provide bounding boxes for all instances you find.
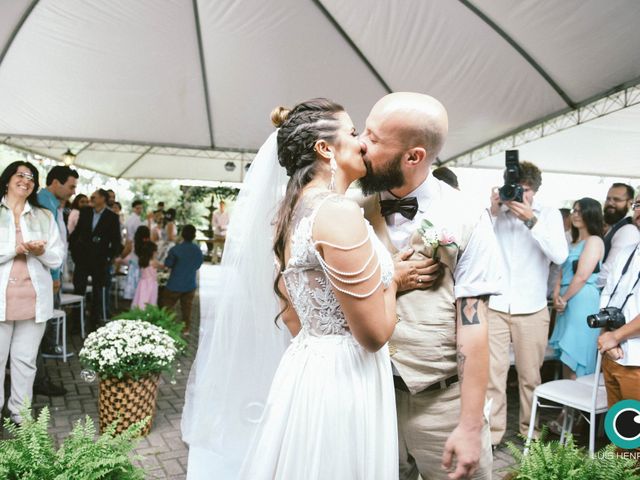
[589,411,596,456]
[80,299,86,339]
[560,407,569,444]
[113,278,118,310]
[62,313,67,363]
[55,316,61,345]
[102,287,107,321]
[525,394,539,454]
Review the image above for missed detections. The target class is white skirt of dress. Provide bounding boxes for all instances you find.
[239,330,398,480]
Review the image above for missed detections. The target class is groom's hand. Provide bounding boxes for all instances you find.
[393,249,441,292]
[441,423,482,479]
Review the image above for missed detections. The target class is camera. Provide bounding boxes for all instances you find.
[587,307,626,330]
[498,150,524,203]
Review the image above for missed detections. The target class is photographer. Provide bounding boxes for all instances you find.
[486,159,569,446]
[598,197,640,405]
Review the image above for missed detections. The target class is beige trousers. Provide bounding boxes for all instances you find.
[487,308,549,445]
[396,382,492,480]
[0,320,47,420]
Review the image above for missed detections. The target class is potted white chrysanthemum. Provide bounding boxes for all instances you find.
[79,319,178,436]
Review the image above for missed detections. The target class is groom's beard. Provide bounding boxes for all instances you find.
[358,153,405,195]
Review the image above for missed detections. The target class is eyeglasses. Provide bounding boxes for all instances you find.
[571,208,582,215]
[632,201,640,211]
[14,171,35,183]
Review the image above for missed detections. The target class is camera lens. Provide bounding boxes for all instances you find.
[587,313,607,329]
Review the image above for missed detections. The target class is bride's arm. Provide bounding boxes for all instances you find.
[313,197,397,352]
[277,276,301,337]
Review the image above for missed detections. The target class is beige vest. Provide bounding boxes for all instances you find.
[363,191,476,394]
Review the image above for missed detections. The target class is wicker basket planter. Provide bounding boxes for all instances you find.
[98,374,160,436]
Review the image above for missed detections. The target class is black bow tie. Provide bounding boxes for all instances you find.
[380,196,419,220]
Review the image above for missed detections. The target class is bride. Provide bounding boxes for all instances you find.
[183,98,399,479]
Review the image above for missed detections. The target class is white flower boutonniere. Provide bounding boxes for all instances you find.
[418,219,458,259]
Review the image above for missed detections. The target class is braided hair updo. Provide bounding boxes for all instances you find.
[271,98,345,319]
[271,98,344,177]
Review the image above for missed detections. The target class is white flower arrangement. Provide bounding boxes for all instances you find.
[79,320,178,380]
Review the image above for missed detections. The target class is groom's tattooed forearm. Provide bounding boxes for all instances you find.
[460,298,481,325]
[457,347,466,383]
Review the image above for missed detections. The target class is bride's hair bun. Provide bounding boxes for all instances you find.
[271,106,291,127]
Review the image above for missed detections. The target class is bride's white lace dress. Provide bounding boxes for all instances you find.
[239,191,398,480]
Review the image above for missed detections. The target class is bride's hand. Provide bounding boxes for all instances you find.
[393,249,441,292]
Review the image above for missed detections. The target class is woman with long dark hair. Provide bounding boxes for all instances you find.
[551,197,605,377]
[183,99,400,479]
[122,225,151,301]
[66,193,88,235]
[0,161,64,424]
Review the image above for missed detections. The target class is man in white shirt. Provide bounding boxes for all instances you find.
[598,196,640,407]
[212,200,229,237]
[120,199,144,258]
[487,161,568,446]
[598,183,640,288]
[360,92,503,480]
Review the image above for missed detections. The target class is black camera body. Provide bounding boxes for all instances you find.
[587,307,626,330]
[498,150,524,203]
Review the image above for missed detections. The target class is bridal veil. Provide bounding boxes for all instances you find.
[182,131,291,479]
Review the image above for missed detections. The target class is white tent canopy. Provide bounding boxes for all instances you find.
[1,0,639,180]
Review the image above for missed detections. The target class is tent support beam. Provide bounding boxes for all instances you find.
[313,0,392,94]
[0,132,255,154]
[117,146,153,179]
[458,0,575,109]
[3,141,115,178]
[192,0,215,148]
[0,0,40,71]
[444,80,640,168]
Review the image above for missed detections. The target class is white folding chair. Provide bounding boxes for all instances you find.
[60,293,86,338]
[526,352,608,456]
[41,309,73,362]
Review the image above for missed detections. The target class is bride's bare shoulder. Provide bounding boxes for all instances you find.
[313,195,368,245]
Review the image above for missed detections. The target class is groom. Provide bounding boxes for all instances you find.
[359,92,502,480]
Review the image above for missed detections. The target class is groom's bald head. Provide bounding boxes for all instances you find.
[370,92,448,163]
[359,92,449,196]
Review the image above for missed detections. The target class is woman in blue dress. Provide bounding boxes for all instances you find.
[550,197,604,378]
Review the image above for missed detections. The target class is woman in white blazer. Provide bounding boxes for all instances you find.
[0,161,64,424]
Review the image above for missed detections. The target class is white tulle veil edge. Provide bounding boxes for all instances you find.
[181,131,291,478]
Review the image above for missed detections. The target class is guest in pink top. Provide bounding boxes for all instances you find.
[0,161,64,425]
[131,239,163,309]
[66,193,88,235]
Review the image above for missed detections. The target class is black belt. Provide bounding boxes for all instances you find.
[394,374,459,394]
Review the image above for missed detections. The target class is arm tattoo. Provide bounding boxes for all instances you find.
[460,298,481,326]
[457,347,466,384]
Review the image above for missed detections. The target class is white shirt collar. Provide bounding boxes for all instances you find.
[1,196,32,214]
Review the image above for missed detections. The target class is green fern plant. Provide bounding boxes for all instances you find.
[115,304,187,353]
[582,444,640,480]
[0,406,56,479]
[507,427,640,480]
[0,405,147,479]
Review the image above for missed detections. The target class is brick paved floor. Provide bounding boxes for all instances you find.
[1,265,609,479]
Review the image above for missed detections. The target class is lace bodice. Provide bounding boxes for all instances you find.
[282,191,393,337]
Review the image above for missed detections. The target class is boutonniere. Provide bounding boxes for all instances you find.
[417,219,458,258]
